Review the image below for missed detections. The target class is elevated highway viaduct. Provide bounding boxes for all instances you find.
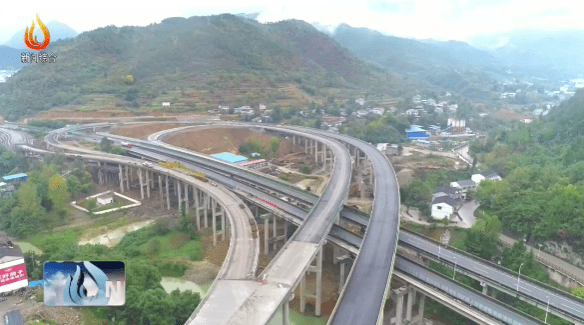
[44,123,584,325]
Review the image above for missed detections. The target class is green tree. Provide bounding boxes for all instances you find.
[170,289,201,324]
[270,137,280,154]
[463,228,498,260]
[86,198,98,214]
[100,137,113,152]
[572,287,584,299]
[472,213,502,239]
[137,288,175,325]
[49,174,69,211]
[66,175,82,196]
[18,181,42,214]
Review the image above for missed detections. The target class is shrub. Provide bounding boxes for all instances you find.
[187,242,205,261]
[154,219,170,236]
[169,232,189,249]
[145,238,161,255]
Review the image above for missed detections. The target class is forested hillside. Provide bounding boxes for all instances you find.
[0,14,427,121]
[332,24,507,101]
[473,89,584,252]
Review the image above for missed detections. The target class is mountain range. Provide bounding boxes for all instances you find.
[0,15,428,121]
[1,13,583,121]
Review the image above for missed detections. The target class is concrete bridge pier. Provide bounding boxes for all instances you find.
[481,281,488,295]
[282,293,294,325]
[97,162,103,185]
[165,175,171,210]
[193,187,203,230]
[333,246,351,293]
[158,175,164,209]
[211,198,217,246]
[210,197,225,246]
[324,148,333,170]
[177,180,182,211]
[298,247,323,316]
[125,165,130,191]
[184,182,189,215]
[138,168,145,199]
[390,286,426,325]
[261,213,272,254]
[118,164,124,192]
[145,169,151,198]
[204,193,209,228]
[315,141,320,164]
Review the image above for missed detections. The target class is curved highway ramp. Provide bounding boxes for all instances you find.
[185,126,352,324]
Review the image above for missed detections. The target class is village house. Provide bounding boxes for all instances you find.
[471,170,502,184]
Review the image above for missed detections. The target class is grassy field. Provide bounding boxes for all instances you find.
[27,214,152,249]
[140,231,205,260]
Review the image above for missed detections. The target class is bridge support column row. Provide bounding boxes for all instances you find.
[298,247,323,316]
[390,286,426,325]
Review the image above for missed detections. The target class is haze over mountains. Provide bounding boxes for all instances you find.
[469,30,584,79]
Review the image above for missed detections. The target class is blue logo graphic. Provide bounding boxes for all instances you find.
[44,261,125,306]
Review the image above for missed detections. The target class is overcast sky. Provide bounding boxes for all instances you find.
[1,0,582,45]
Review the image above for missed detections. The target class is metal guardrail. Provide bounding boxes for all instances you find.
[400,228,584,320]
[497,239,584,286]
